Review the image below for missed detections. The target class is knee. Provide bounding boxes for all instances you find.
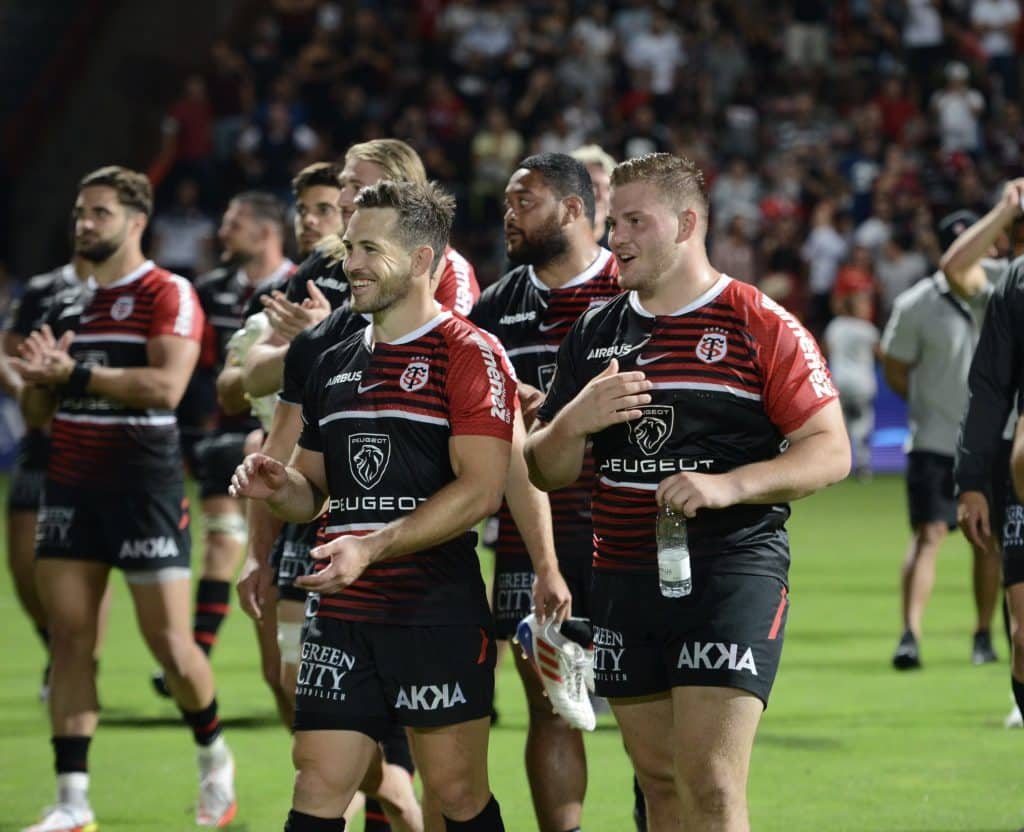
[148,631,201,678]
[47,613,97,653]
[676,763,743,818]
[632,759,677,810]
[292,748,345,801]
[421,771,481,819]
[913,523,947,550]
[1011,628,1024,663]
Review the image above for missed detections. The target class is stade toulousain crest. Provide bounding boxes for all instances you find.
[696,330,728,364]
[349,433,391,490]
[399,359,430,392]
[627,405,674,456]
[110,295,134,321]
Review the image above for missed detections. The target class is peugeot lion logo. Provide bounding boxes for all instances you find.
[627,406,674,456]
[349,433,391,490]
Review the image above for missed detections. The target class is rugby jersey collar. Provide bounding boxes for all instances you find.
[527,247,613,292]
[363,307,451,348]
[92,259,155,291]
[628,274,732,318]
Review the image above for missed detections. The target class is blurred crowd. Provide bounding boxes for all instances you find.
[117,0,1024,332]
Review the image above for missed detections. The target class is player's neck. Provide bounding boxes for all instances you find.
[244,250,286,284]
[532,238,601,289]
[372,291,442,345]
[634,257,721,316]
[91,248,146,287]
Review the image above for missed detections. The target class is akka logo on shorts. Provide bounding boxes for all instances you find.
[627,405,674,456]
[118,536,180,559]
[395,683,467,711]
[538,363,556,392]
[399,358,430,392]
[110,295,134,321]
[349,433,391,490]
[695,329,729,364]
[677,642,758,675]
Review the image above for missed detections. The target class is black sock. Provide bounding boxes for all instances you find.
[284,809,346,831]
[1012,677,1024,715]
[36,625,50,648]
[443,795,504,831]
[363,797,390,831]
[52,735,91,774]
[181,697,222,746]
[194,579,231,655]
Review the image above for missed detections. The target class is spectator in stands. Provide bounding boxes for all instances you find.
[931,62,985,156]
[149,178,216,280]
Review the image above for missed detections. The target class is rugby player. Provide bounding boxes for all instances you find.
[469,152,619,832]
[16,166,236,831]
[232,180,509,832]
[526,153,850,831]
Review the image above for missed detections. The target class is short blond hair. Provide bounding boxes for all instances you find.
[611,153,708,223]
[344,139,427,185]
[571,144,616,176]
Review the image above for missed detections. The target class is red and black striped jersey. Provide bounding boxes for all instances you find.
[469,248,621,565]
[537,276,838,580]
[45,260,204,489]
[299,311,517,625]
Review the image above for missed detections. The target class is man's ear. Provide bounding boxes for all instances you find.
[411,244,435,279]
[562,194,585,225]
[676,209,699,243]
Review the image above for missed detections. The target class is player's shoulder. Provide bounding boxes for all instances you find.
[194,266,234,292]
[24,264,72,296]
[444,246,475,275]
[476,265,529,305]
[893,274,940,311]
[574,288,632,332]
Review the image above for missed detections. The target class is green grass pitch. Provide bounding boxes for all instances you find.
[1,475,1020,830]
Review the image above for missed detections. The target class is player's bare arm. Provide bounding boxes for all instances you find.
[296,434,510,595]
[526,358,651,491]
[505,406,571,624]
[882,353,912,400]
[655,400,851,516]
[19,329,200,410]
[940,178,1024,290]
[230,446,328,523]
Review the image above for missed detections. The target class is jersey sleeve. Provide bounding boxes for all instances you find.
[466,284,499,333]
[752,294,839,435]
[9,285,46,336]
[434,251,480,316]
[298,357,325,453]
[281,327,316,406]
[445,326,517,441]
[149,275,205,340]
[880,293,920,364]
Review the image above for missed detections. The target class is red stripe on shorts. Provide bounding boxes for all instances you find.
[767,586,788,641]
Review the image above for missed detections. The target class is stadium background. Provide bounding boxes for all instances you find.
[0,0,1021,829]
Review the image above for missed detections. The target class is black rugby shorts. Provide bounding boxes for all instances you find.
[590,568,789,707]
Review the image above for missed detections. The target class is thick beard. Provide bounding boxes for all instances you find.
[75,239,120,264]
[506,221,570,269]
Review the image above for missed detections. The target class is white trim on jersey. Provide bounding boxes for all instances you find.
[598,476,658,491]
[54,413,177,426]
[628,274,733,318]
[170,274,196,337]
[649,380,762,402]
[506,343,559,358]
[528,247,613,291]
[445,247,476,315]
[73,333,147,345]
[98,259,155,290]
[323,522,387,535]
[209,315,242,329]
[318,410,450,428]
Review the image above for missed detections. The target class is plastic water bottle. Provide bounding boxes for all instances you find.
[656,505,692,598]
